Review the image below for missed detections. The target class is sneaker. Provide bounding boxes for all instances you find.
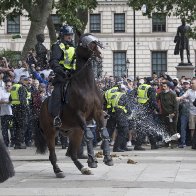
[127,141,132,147]
[178,144,186,148]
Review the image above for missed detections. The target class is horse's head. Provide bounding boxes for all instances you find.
[76,33,103,60]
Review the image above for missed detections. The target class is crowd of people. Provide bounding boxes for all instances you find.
[1,52,196,152]
[0,27,196,153]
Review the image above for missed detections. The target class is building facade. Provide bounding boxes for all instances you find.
[0,0,195,78]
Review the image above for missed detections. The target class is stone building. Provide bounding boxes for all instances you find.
[0,0,195,78]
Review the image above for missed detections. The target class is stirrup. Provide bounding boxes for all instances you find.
[53,116,62,128]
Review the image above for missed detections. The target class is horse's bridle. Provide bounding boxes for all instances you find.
[65,50,100,81]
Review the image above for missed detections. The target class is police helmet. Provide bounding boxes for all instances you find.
[59,25,74,36]
[80,34,103,49]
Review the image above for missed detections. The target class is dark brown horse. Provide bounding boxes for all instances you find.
[34,34,113,178]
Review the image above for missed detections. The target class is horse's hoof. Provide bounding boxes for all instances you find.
[103,156,114,166]
[55,171,65,178]
[88,162,98,168]
[81,167,92,175]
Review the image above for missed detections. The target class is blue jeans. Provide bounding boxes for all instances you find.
[180,114,189,145]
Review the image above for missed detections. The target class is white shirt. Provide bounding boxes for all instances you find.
[40,69,52,78]
[0,89,12,116]
[181,89,196,115]
[14,68,30,83]
[0,80,5,91]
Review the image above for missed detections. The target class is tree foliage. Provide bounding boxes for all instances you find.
[56,0,97,33]
[0,0,98,56]
[128,0,196,39]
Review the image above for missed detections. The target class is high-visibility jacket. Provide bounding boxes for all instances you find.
[104,87,119,109]
[137,84,151,104]
[111,92,127,113]
[59,42,76,70]
[10,83,22,105]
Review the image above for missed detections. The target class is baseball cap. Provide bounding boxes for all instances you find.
[183,80,190,84]
[127,76,134,81]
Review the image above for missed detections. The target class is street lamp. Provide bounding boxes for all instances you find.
[126,58,130,77]
[133,8,136,80]
[133,5,147,80]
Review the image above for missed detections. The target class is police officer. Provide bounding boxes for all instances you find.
[10,76,28,149]
[135,77,160,150]
[110,85,132,152]
[22,77,33,147]
[104,85,119,140]
[49,24,76,127]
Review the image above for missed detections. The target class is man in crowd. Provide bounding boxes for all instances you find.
[177,78,196,149]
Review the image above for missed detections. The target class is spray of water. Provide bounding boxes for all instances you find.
[126,97,179,143]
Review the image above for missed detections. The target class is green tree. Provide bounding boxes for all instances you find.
[0,0,98,58]
[0,0,53,58]
[128,0,196,39]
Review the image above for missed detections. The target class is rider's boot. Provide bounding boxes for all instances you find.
[53,116,62,128]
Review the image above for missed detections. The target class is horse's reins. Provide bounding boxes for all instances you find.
[64,54,95,81]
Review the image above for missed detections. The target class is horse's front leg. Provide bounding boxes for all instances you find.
[48,133,65,178]
[69,129,92,175]
[95,111,114,166]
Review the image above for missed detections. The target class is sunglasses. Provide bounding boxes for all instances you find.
[6,85,12,87]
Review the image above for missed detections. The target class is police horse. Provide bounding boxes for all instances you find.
[34,34,113,178]
[0,139,15,183]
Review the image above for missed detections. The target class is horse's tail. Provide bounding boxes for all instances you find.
[34,118,48,154]
[0,139,15,183]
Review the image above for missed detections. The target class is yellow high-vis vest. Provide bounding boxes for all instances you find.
[104,87,119,109]
[10,83,22,105]
[111,92,127,113]
[59,43,76,70]
[137,84,151,104]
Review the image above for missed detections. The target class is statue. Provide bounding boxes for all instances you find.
[174,19,191,65]
[35,33,48,68]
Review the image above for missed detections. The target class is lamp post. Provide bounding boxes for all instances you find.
[133,5,147,80]
[133,9,136,80]
[126,58,130,77]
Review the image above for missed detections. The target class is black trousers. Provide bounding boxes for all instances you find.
[12,105,26,146]
[0,115,14,147]
[49,82,62,117]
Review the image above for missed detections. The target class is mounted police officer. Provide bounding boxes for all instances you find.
[49,25,76,127]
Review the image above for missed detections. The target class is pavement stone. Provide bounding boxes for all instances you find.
[0,146,196,196]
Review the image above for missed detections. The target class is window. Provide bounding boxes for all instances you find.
[51,14,62,32]
[90,14,101,33]
[7,15,20,34]
[152,13,166,32]
[113,51,126,77]
[114,13,125,32]
[152,51,167,76]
